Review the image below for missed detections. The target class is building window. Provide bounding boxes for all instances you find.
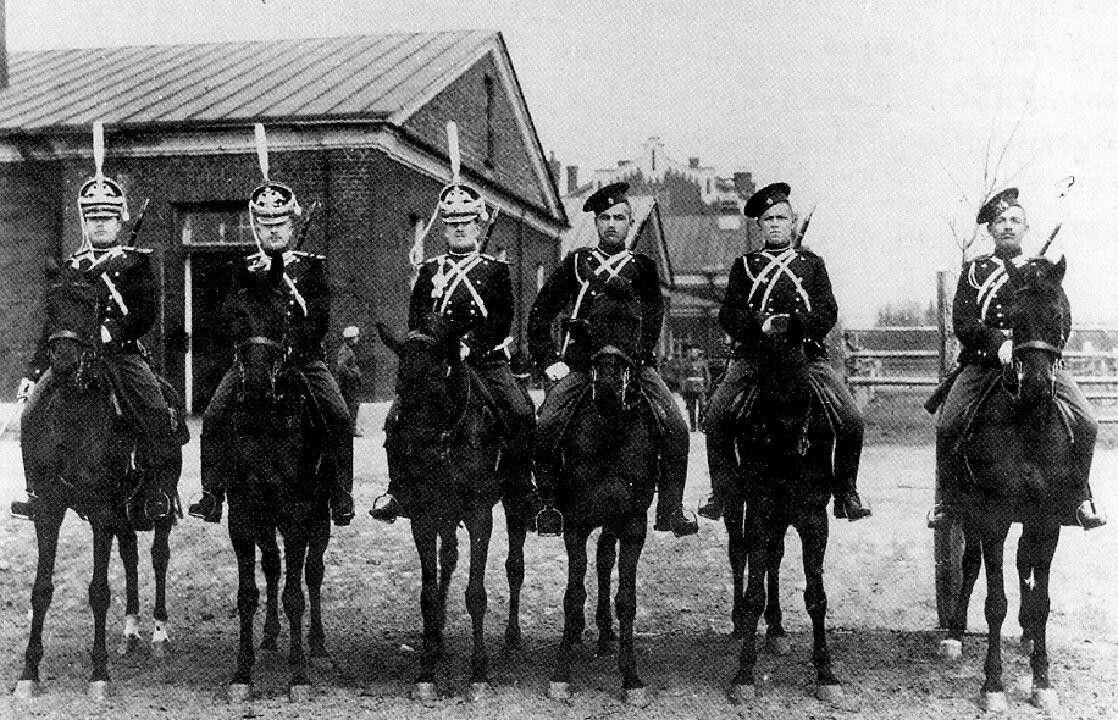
[179,202,254,246]
[484,75,496,168]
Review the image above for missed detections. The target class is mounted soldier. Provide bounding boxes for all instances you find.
[370,123,538,526]
[189,125,354,527]
[699,182,871,522]
[17,122,180,521]
[528,181,698,537]
[928,188,1105,529]
[681,344,712,432]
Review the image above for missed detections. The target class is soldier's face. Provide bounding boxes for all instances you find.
[257,218,295,252]
[85,215,122,248]
[595,203,631,252]
[444,218,481,253]
[989,206,1028,250]
[759,203,794,247]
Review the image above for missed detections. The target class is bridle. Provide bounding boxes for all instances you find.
[589,345,640,411]
[235,335,289,404]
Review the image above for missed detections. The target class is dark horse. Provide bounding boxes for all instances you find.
[377,319,529,701]
[16,276,181,699]
[544,278,657,708]
[940,256,1075,712]
[222,288,334,699]
[724,312,843,703]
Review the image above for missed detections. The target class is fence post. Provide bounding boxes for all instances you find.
[936,270,949,380]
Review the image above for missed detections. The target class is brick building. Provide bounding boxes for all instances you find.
[555,137,759,362]
[0,31,567,409]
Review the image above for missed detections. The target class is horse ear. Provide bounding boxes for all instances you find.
[375,321,402,355]
[1054,255,1067,281]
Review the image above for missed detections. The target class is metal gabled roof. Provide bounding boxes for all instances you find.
[0,30,495,131]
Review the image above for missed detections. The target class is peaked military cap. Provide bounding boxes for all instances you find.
[976,188,1020,224]
[744,182,792,218]
[583,182,630,214]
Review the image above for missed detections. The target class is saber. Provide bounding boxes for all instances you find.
[1039,223,1063,257]
[294,200,320,251]
[795,204,816,248]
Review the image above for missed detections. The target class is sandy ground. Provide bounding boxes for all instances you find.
[0,403,1115,719]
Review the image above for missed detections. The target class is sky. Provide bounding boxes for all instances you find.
[6,0,1118,326]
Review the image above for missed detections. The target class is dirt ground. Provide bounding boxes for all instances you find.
[0,405,1115,720]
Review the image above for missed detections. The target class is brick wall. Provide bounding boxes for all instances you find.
[404,53,546,209]
[0,159,62,394]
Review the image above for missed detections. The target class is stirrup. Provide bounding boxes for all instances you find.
[1077,500,1107,530]
[535,505,564,537]
[369,493,398,523]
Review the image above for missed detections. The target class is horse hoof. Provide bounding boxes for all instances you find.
[939,639,963,659]
[624,686,651,708]
[116,635,140,656]
[87,680,112,701]
[288,684,313,702]
[1031,687,1058,711]
[469,682,493,701]
[816,683,843,702]
[152,640,172,660]
[547,680,571,701]
[228,683,253,702]
[729,684,755,703]
[413,681,438,702]
[981,691,1008,712]
[765,634,791,656]
[13,679,39,699]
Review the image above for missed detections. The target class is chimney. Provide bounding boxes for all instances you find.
[566,166,578,195]
[547,151,560,190]
[733,171,754,199]
[0,0,8,90]
[689,157,700,169]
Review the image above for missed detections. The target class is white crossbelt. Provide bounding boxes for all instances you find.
[433,253,488,318]
[745,247,812,313]
[972,260,1008,324]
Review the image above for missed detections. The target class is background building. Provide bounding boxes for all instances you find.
[0,30,567,408]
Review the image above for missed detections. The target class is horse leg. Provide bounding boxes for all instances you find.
[503,502,527,651]
[978,524,1011,710]
[731,504,772,701]
[115,529,141,656]
[798,509,841,699]
[88,524,114,692]
[229,521,259,689]
[281,528,310,689]
[150,519,172,658]
[465,506,494,695]
[411,518,441,694]
[1016,531,1036,653]
[306,519,332,662]
[434,521,459,651]
[258,529,282,651]
[595,527,618,656]
[17,509,65,694]
[1023,524,1060,710]
[764,530,789,654]
[943,523,982,657]
[616,522,648,705]
[548,526,590,699]
[723,498,747,638]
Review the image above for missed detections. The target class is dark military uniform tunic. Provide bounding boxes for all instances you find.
[527,246,690,522]
[705,244,864,499]
[23,245,180,486]
[937,247,1095,508]
[201,249,353,515]
[385,251,536,505]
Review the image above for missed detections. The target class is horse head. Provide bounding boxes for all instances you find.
[45,276,103,388]
[571,276,643,415]
[749,311,812,459]
[379,317,464,420]
[1004,256,1068,410]
[232,292,291,411]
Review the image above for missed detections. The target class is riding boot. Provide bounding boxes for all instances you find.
[191,425,227,523]
[372,405,407,523]
[1071,449,1106,530]
[928,431,960,528]
[830,407,870,521]
[10,481,37,521]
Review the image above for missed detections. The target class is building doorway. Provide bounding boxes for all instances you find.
[179,203,254,412]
